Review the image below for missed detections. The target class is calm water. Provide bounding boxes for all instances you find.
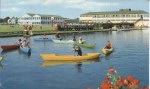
[0,30,149,89]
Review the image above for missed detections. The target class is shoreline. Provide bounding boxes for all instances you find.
[0,28,147,38]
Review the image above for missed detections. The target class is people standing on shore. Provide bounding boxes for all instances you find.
[28,25,33,35]
[23,25,28,35]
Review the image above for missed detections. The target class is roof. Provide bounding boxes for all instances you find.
[80,10,149,16]
[27,13,63,18]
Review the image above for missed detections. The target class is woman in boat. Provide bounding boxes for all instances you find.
[78,37,84,44]
[105,40,112,49]
[74,46,82,56]
[21,40,29,47]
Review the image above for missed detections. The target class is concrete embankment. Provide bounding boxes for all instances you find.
[0,29,112,37]
[0,28,146,37]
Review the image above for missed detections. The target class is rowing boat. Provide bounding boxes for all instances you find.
[40,53,100,61]
[52,39,74,44]
[74,42,95,48]
[20,46,31,54]
[40,58,99,67]
[102,48,113,55]
[1,45,19,51]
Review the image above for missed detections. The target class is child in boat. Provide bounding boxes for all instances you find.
[105,40,112,49]
[74,46,82,56]
[78,37,84,44]
[16,39,22,46]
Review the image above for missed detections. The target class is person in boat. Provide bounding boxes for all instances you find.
[43,34,48,39]
[16,39,22,46]
[104,40,112,49]
[74,46,82,56]
[55,33,63,40]
[21,40,29,47]
[73,36,76,41]
[78,37,84,44]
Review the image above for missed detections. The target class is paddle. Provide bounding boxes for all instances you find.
[0,56,3,62]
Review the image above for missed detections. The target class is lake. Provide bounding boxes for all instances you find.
[0,30,149,89]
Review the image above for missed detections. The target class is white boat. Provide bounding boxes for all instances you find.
[52,39,74,44]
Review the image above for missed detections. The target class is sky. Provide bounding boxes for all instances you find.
[0,0,149,18]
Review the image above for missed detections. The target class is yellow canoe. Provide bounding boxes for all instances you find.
[40,53,100,61]
[40,58,99,67]
[102,48,113,55]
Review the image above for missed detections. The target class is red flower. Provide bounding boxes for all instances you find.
[108,67,114,72]
[126,75,134,82]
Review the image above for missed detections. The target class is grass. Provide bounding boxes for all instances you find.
[0,25,55,32]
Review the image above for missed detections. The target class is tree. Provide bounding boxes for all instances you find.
[0,18,3,23]
[3,17,10,23]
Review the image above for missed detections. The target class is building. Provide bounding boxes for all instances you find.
[7,17,19,24]
[80,9,149,27]
[18,13,65,25]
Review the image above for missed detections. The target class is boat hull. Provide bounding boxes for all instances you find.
[20,47,31,54]
[1,45,19,51]
[40,53,100,61]
[102,48,113,55]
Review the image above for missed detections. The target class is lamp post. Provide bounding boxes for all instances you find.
[141,15,143,28]
[0,0,1,19]
[50,17,54,27]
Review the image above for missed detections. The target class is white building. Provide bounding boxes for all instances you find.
[18,13,65,25]
[80,9,149,27]
[7,17,18,24]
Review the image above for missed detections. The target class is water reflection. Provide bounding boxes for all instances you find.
[102,52,113,60]
[75,63,82,73]
[40,58,100,67]
[18,50,31,58]
[1,49,18,54]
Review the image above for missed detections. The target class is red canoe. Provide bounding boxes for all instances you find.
[1,45,19,51]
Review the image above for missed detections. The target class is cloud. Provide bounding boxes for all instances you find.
[66,0,85,4]
[2,7,21,12]
[66,1,119,11]
[18,0,43,5]
[42,0,63,5]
